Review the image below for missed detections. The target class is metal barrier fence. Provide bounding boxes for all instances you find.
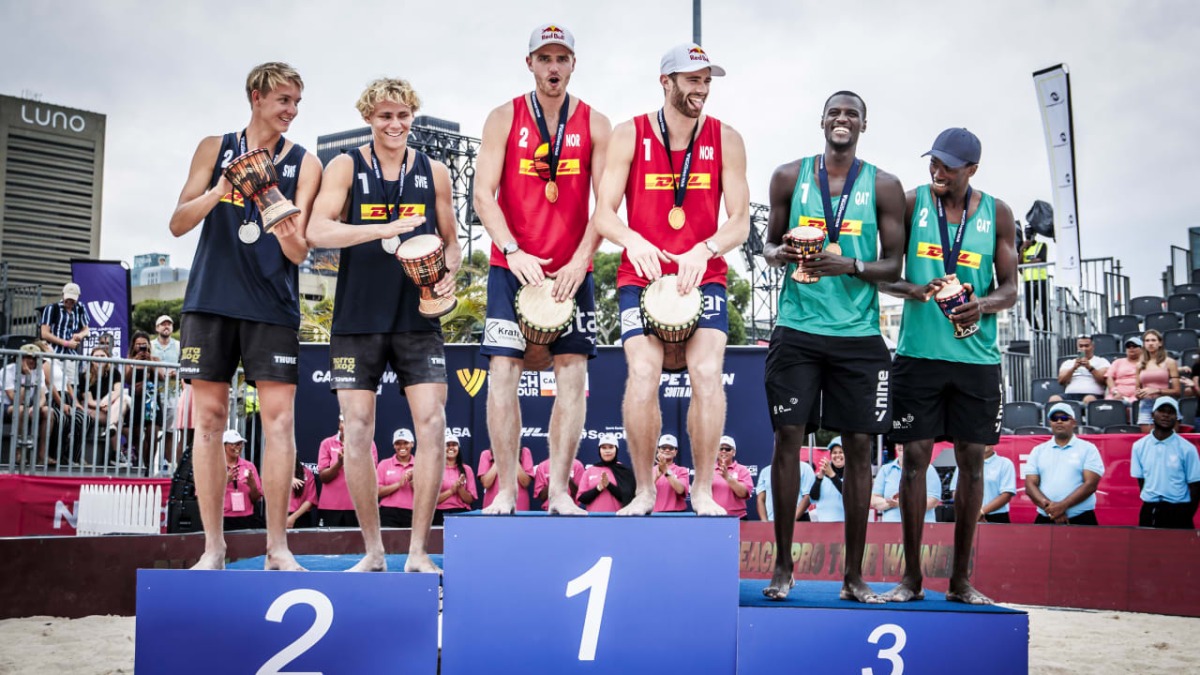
[0,261,43,338]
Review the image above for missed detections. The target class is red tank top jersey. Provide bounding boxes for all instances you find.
[493,95,594,273]
[618,113,726,288]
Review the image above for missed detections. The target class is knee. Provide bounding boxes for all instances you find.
[1047,394,1063,403]
[412,407,445,435]
[688,361,724,396]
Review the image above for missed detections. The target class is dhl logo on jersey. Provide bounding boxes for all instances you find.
[644,174,713,190]
[360,204,427,221]
[219,191,247,208]
[916,242,982,269]
[795,216,863,237]
[518,158,582,177]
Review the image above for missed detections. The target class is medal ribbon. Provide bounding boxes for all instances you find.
[657,109,700,210]
[530,91,569,184]
[935,186,973,277]
[816,154,862,247]
[370,142,409,220]
[237,130,286,226]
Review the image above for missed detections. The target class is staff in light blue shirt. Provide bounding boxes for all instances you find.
[755,460,814,521]
[951,446,1016,523]
[872,446,940,523]
[1025,402,1105,525]
[1131,397,1200,529]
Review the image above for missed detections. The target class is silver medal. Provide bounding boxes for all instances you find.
[238,221,261,245]
[381,236,401,255]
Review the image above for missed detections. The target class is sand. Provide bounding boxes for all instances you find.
[0,606,1197,673]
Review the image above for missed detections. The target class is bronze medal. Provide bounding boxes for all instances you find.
[545,181,559,203]
[668,207,686,230]
[825,241,841,256]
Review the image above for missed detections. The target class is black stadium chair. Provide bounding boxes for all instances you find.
[1167,292,1200,314]
[1181,397,1199,425]
[1098,352,1124,364]
[1002,401,1042,431]
[1144,312,1181,333]
[1180,348,1199,371]
[1171,284,1200,296]
[1090,333,1120,355]
[1106,314,1141,335]
[1185,310,1200,331]
[1079,425,1102,435]
[1031,378,1064,405]
[1129,296,1165,317]
[1087,400,1129,429]
[1104,424,1141,434]
[1164,329,1200,355]
[1013,426,1051,435]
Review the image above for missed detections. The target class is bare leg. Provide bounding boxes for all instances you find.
[338,389,386,572]
[483,357,522,515]
[617,336,662,516]
[405,382,447,573]
[546,354,587,515]
[883,439,934,602]
[684,329,728,516]
[763,425,804,600]
[189,380,231,570]
[945,440,993,604]
[841,433,884,603]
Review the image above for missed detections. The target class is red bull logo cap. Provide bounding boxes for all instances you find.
[529,22,575,54]
[660,43,726,77]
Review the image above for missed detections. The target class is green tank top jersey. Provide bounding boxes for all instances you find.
[896,185,1000,364]
[777,156,881,337]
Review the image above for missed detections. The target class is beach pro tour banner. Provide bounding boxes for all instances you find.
[1032,64,1083,288]
[71,259,132,356]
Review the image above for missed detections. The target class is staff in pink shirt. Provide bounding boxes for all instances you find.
[479,446,534,511]
[222,429,262,531]
[287,457,317,529]
[711,435,753,519]
[534,457,585,510]
[652,434,690,512]
[379,428,417,528]
[578,434,635,513]
[436,432,477,525]
[317,415,379,527]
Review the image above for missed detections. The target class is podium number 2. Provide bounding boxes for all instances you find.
[861,623,906,675]
[565,556,613,661]
[257,589,334,675]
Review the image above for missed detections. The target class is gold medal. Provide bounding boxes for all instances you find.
[825,241,841,256]
[545,181,559,203]
[668,206,686,230]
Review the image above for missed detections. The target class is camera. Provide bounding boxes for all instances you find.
[137,344,149,353]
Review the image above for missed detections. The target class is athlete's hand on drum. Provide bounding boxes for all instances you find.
[548,256,588,303]
[378,215,426,242]
[949,282,982,325]
[509,250,553,287]
[665,245,710,295]
[626,235,671,282]
[434,247,461,298]
[914,277,949,302]
[801,251,855,278]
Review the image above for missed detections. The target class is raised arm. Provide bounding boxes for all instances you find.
[169,136,228,238]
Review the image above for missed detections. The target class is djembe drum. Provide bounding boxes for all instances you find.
[782,225,827,283]
[934,280,979,339]
[515,279,577,372]
[641,275,703,372]
[395,234,457,319]
[222,149,300,234]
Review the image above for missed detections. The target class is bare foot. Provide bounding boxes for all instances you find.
[840,578,886,604]
[547,493,588,515]
[404,551,443,575]
[482,491,517,515]
[881,578,924,602]
[190,550,226,570]
[265,549,307,571]
[347,552,387,572]
[689,493,728,516]
[616,491,656,516]
[761,570,795,601]
[946,582,994,605]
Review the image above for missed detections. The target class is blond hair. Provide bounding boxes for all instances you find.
[245,62,304,103]
[355,78,422,119]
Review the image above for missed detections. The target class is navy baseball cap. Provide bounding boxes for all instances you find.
[922,128,981,168]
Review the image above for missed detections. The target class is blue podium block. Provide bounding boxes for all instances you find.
[136,568,439,674]
[443,512,739,674]
[737,580,1028,674]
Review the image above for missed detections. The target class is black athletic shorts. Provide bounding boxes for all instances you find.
[180,312,299,385]
[380,506,414,528]
[889,356,1003,445]
[764,326,892,434]
[328,332,446,391]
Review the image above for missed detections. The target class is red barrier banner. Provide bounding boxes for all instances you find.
[0,475,169,537]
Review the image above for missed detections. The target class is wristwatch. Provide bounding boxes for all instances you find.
[501,241,520,256]
[849,258,865,276]
[704,239,720,258]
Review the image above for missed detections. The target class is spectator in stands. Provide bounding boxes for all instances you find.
[711,435,754,519]
[1025,402,1105,524]
[124,331,164,468]
[1050,335,1110,404]
[1106,337,1144,403]
[151,315,181,471]
[39,282,89,387]
[756,441,817,522]
[872,444,940,522]
[653,434,690,513]
[287,457,317,529]
[950,445,1016,523]
[1135,329,1182,433]
[435,432,477,524]
[810,437,846,522]
[578,434,635,513]
[1131,398,1200,529]
[2,343,49,466]
[478,445,534,511]
[1018,226,1050,331]
[317,415,379,527]
[378,428,418,527]
[82,346,128,462]
[222,429,262,531]
[34,340,86,467]
[533,455,584,510]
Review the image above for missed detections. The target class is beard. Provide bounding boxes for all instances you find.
[670,87,702,119]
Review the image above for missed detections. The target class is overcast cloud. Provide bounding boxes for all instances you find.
[2,0,1197,297]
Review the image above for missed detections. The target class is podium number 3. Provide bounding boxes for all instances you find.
[565,556,613,661]
[861,623,906,675]
[257,589,334,675]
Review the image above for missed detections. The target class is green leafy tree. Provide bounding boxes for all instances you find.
[131,299,184,335]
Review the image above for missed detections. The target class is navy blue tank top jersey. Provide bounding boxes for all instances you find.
[182,132,305,329]
[331,148,443,335]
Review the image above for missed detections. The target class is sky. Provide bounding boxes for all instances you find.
[2,0,1197,298]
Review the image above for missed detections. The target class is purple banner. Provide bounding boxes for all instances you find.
[70,259,131,356]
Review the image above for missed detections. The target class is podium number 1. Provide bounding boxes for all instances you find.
[565,556,613,661]
[257,589,334,675]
